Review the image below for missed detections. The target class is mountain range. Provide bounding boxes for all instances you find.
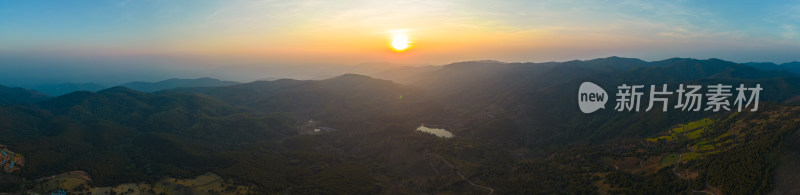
[31,82,107,97]
[744,61,800,74]
[0,85,51,105]
[1,57,800,194]
[118,77,240,93]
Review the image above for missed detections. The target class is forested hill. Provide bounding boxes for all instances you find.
[0,85,51,105]
[119,77,240,93]
[2,57,800,194]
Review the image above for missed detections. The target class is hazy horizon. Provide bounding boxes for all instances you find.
[1,0,799,87]
[3,1,800,194]
[1,55,800,89]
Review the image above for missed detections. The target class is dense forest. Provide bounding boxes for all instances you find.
[1,57,800,194]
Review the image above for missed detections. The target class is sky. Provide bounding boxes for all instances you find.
[0,0,799,85]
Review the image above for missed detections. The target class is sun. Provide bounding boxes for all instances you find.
[389,29,411,52]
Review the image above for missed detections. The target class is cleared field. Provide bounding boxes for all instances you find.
[659,154,679,168]
[153,172,251,195]
[33,177,88,192]
[31,172,252,195]
[686,128,706,139]
[647,118,715,142]
[682,152,701,161]
[647,135,674,142]
[681,118,714,133]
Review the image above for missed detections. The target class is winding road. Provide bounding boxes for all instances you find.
[672,153,715,195]
[427,152,494,195]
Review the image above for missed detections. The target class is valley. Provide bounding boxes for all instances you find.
[0,57,799,194]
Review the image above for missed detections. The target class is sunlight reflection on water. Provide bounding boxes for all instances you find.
[416,125,454,138]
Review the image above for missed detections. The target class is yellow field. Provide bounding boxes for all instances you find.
[647,118,715,142]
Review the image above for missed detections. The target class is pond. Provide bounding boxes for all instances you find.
[416,125,454,138]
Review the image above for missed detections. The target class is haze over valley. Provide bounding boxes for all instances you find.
[2,0,800,194]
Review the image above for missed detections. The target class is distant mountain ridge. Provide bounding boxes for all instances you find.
[397,57,800,146]
[163,74,417,121]
[743,61,800,74]
[119,77,240,93]
[32,82,107,96]
[2,56,800,194]
[0,85,51,105]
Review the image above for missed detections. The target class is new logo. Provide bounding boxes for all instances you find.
[577,82,762,113]
[578,82,608,113]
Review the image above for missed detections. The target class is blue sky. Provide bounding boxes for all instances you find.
[0,0,798,85]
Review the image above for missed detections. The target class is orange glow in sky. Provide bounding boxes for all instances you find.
[1,1,798,65]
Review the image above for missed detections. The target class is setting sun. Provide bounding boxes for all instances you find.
[389,30,411,52]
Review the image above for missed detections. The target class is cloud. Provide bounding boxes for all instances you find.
[118,0,131,7]
[781,24,798,40]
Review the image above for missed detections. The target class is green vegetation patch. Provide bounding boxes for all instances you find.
[647,118,715,142]
[683,118,714,132]
[675,118,714,140]
[658,154,679,168]
[685,128,706,139]
[693,142,715,152]
[682,152,701,161]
